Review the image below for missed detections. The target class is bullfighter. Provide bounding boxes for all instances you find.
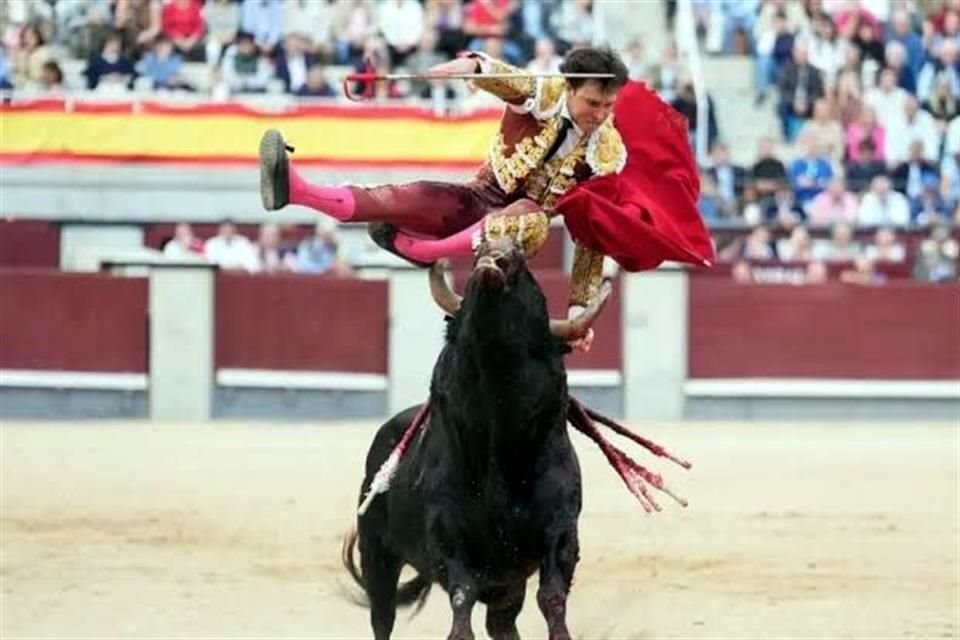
[259,46,714,349]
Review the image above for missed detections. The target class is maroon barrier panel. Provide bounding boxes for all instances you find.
[449,268,622,372]
[215,273,388,373]
[0,220,60,268]
[689,277,960,379]
[0,270,148,371]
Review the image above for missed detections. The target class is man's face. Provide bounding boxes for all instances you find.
[566,82,618,135]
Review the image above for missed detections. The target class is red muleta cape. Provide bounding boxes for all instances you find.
[556,81,715,272]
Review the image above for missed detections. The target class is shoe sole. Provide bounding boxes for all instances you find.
[259,129,283,211]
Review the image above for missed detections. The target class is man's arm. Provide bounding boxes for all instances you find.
[426,53,536,106]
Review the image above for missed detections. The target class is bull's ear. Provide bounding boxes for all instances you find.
[549,280,612,340]
[429,262,462,316]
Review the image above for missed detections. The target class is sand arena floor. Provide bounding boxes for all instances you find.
[1,420,958,639]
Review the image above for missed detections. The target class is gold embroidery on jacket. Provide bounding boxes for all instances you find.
[482,210,550,257]
[471,57,535,104]
[524,137,587,210]
[533,77,566,119]
[569,243,605,307]
[586,119,627,176]
[489,115,564,194]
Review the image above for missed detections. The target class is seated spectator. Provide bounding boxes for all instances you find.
[331,0,374,66]
[463,0,522,63]
[799,97,845,164]
[114,0,162,58]
[139,35,193,91]
[858,175,911,226]
[671,76,719,151]
[741,225,776,260]
[807,13,845,88]
[789,133,833,208]
[0,46,12,90]
[11,23,54,89]
[527,38,561,74]
[911,175,952,225]
[56,0,114,60]
[940,150,960,208]
[831,68,865,128]
[296,65,334,97]
[813,221,861,261]
[808,176,859,226]
[276,32,318,94]
[912,224,959,282]
[551,0,604,54]
[933,8,960,54]
[753,8,795,105]
[884,40,916,95]
[283,0,334,61]
[888,97,942,166]
[865,226,906,262]
[295,219,351,275]
[204,220,258,271]
[751,137,789,201]
[886,8,924,79]
[891,140,940,200]
[845,138,888,193]
[162,222,204,259]
[777,225,815,261]
[840,257,887,285]
[218,30,273,95]
[203,0,240,67]
[845,106,887,164]
[777,39,826,140]
[622,39,647,82]
[255,223,296,273]
[917,39,960,107]
[865,68,909,133]
[84,30,136,91]
[424,0,465,61]
[161,0,205,62]
[38,59,63,91]
[926,73,960,122]
[240,0,283,57]
[764,187,806,229]
[741,183,765,225]
[649,41,683,103]
[706,142,746,213]
[378,0,423,67]
[851,18,885,68]
[697,172,725,222]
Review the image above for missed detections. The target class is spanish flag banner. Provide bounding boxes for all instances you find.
[0,100,500,168]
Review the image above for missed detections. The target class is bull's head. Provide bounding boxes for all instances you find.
[428,236,610,341]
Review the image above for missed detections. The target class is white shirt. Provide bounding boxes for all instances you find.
[945,116,960,157]
[205,234,259,272]
[865,86,910,131]
[378,0,423,49]
[858,191,911,226]
[887,108,942,165]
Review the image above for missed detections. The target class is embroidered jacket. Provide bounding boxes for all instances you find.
[467,52,626,309]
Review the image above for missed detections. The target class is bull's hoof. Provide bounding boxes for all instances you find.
[368,222,433,268]
[259,129,293,211]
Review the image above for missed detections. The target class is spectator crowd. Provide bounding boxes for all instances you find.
[672,0,959,284]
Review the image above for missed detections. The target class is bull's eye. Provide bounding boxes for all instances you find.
[495,255,510,271]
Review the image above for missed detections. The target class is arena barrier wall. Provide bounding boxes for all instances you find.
[1,267,956,421]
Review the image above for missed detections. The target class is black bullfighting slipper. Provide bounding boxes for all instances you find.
[259,129,294,211]
[368,222,434,269]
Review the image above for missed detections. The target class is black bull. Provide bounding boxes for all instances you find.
[343,239,610,640]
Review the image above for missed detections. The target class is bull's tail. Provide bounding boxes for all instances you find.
[341,527,432,613]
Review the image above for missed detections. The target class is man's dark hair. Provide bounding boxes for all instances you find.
[560,46,628,92]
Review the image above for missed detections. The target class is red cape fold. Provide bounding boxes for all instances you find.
[556,81,715,272]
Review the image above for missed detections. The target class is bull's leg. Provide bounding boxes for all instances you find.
[484,581,527,640]
[444,559,478,640]
[537,525,579,640]
[359,533,403,640]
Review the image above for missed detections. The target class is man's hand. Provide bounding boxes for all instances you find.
[425,57,481,78]
[569,328,595,353]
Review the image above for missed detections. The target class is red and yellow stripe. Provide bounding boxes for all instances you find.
[0,100,502,168]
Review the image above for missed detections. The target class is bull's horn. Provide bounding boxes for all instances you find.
[550,280,613,340]
[429,263,462,315]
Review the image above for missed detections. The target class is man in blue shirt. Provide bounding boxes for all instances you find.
[789,133,833,209]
